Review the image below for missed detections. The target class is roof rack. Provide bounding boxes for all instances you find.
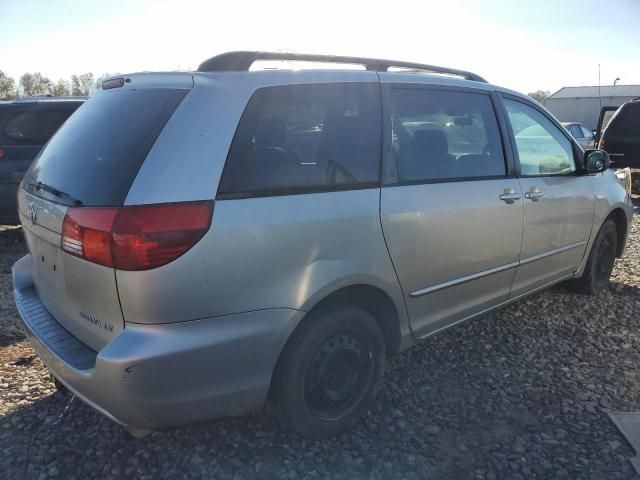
[197,51,487,83]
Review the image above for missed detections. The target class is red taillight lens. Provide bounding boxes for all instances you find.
[0,149,5,159]
[61,201,213,270]
[112,202,212,270]
[62,207,119,267]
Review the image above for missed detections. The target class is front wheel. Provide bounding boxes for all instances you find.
[271,305,385,439]
[572,219,618,294]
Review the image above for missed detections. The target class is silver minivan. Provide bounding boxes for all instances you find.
[12,52,633,438]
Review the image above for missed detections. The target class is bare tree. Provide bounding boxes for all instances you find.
[527,90,551,104]
[19,73,37,96]
[52,79,71,97]
[0,70,18,100]
[71,73,94,96]
[19,72,53,97]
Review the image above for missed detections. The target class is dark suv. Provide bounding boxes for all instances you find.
[599,99,640,169]
[0,97,85,224]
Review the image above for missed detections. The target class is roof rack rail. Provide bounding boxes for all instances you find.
[197,51,487,83]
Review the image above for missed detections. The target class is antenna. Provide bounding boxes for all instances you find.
[598,64,602,112]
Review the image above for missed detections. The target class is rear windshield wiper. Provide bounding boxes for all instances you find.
[28,182,83,206]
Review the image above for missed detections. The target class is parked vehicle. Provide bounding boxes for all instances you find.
[562,122,595,150]
[598,99,640,169]
[12,52,633,439]
[0,97,85,224]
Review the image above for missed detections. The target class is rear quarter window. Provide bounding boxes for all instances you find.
[23,88,188,206]
[218,83,381,197]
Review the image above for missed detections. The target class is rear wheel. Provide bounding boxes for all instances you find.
[572,219,618,294]
[272,305,385,438]
[51,375,68,394]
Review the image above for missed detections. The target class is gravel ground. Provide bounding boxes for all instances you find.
[1,197,639,480]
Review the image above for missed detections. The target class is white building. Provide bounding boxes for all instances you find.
[545,85,640,130]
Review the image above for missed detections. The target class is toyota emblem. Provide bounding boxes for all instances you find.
[28,203,38,225]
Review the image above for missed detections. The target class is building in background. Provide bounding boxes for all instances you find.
[545,85,640,130]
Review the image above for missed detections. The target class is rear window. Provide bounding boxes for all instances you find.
[23,88,188,206]
[568,124,582,138]
[579,125,593,138]
[218,83,381,196]
[3,108,75,145]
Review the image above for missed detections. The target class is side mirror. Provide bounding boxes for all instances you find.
[584,149,610,173]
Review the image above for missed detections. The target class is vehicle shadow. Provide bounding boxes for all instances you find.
[2,283,639,480]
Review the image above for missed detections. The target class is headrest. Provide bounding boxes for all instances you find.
[254,118,286,147]
[411,129,449,155]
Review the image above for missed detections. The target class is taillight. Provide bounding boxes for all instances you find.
[111,202,212,270]
[61,201,213,270]
[0,149,5,159]
[62,207,118,266]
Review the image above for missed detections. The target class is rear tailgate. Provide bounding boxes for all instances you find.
[17,190,123,350]
[16,74,193,351]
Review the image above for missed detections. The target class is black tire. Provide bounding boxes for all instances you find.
[272,304,385,439]
[572,219,618,294]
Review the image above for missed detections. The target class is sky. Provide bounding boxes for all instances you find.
[1,0,640,95]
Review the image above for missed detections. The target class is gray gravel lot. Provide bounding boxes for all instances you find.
[1,198,639,480]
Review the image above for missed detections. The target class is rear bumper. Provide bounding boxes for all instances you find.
[12,254,300,431]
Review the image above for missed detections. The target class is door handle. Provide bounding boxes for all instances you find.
[524,188,544,201]
[499,188,522,204]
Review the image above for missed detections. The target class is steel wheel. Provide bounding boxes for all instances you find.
[272,304,385,438]
[304,332,374,421]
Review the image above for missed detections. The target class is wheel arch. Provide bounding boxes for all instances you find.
[267,282,406,409]
[276,281,407,365]
[299,284,404,355]
[605,207,629,257]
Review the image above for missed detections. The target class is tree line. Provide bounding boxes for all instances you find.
[0,70,109,100]
[0,70,554,105]
[527,90,551,104]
